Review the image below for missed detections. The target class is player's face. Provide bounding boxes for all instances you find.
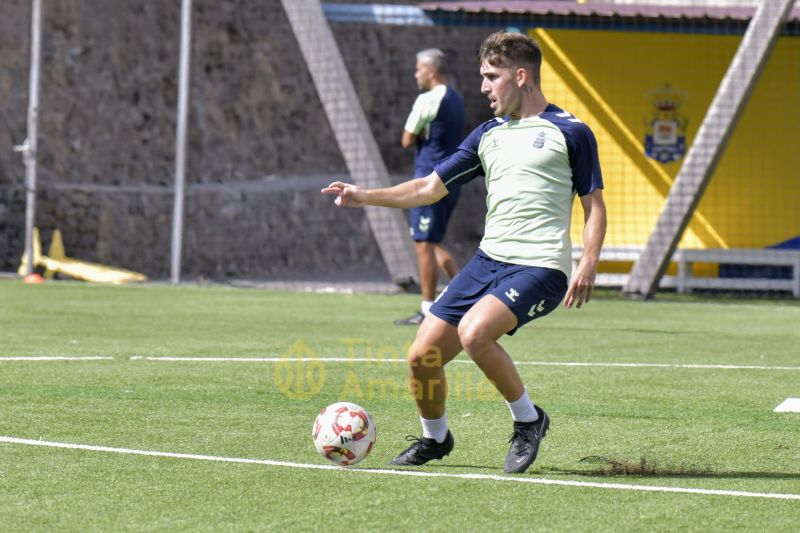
[480,61,521,118]
[415,60,434,91]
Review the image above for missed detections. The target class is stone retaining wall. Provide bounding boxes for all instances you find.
[0,0,496,279]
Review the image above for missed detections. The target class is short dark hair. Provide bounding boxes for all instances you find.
[479,31,543,86]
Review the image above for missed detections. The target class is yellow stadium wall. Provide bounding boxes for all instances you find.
[527,28,800,269]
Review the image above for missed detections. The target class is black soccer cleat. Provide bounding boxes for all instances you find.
[389,431,454,466]
[504,406,550,474]
[393,311,426,326]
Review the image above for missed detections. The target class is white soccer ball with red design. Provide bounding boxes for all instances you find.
[312,402,376,466]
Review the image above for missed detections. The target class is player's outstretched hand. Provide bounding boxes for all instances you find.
[564,267,596,309]
[321,181,367,208]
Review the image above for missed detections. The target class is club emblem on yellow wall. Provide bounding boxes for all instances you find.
[645,83,687,163]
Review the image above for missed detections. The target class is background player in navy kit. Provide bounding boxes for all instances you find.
[322,32,606,473]
[395,49,466,326]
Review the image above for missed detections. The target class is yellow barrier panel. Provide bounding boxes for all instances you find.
[19,228,147,284]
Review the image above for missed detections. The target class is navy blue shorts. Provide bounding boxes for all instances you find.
[408,186,461,243]
[430,249,568,335]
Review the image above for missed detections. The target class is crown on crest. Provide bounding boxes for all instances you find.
[647,83,687,112]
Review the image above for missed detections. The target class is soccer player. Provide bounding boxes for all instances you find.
[394,48,466,326]
[322,31,606,474]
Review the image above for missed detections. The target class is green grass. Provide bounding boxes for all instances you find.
[1,281,799,531]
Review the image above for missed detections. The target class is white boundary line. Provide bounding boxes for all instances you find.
[129,356,800,371]
[1,435,798,501]
[0,356,114,361]
[1,355,798,372]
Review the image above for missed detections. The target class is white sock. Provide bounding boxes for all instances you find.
[421,301,434,315]
[420,413,448,443]
[506,388,539,423]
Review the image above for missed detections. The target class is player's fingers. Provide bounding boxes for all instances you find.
[572,279,592,309]
[575,289,585,309]
[583,283,594,304]
[564,285,575,308]
[321,181,350,194]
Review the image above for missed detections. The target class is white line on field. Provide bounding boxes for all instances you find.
[1,435,797,501]
[2,356,797,372]
[0,356,114,361]
[129,356,800,371]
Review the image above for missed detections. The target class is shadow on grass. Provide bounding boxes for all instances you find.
[539,456,800,480]
[434,463,502,472]
[385,457,800,480]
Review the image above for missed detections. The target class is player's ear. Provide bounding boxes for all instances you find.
[516,67,528,88]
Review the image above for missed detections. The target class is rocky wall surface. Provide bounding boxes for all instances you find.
[0,1,497,279]
[0,175,486,279]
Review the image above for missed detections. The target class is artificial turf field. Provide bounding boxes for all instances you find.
[1,280,798,531]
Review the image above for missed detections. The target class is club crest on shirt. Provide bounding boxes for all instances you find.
[533,131,547,149]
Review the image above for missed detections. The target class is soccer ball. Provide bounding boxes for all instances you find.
[312,402,376,466]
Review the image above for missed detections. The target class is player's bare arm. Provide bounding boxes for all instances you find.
[565,188,607,309]
[321,172,448,209]
[401,130,418,149]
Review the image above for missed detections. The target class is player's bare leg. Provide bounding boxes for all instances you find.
[407,314,462,419]
[416,241,439,303]
[434,243,459,280]
[390,314,462,466]
[457,294,522,400]
[394,242,438,325]
[458,294,549,473]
